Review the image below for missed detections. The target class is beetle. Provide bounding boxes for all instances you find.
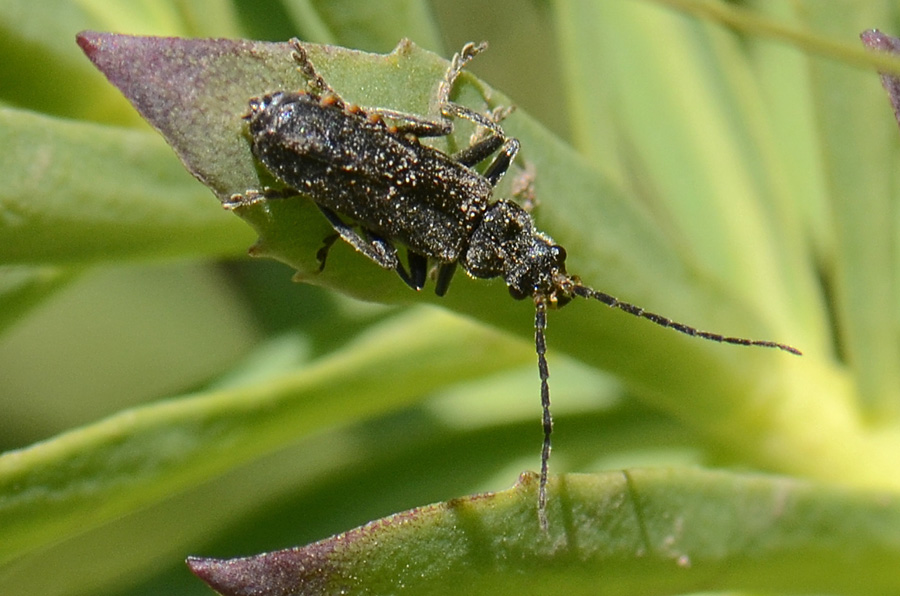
[228,39,801,529]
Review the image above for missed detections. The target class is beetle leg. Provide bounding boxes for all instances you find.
[437,43,508,140]
[364,107,452,138]
[289,38,345,105]
[373,42,505,140]
[434,262,458,297]
[479,137,520,186]
[316,205,418,289]
[407,251,428,291]
[437,42,488,110]
[451,133,504,167]
[436,43,522,184]
[315,205,397,268]
[441,101,506,141]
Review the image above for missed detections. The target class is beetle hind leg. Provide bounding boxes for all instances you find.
[289,38,345,104]
[316,205,422,290]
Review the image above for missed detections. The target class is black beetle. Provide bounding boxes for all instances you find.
[228,40,800,529]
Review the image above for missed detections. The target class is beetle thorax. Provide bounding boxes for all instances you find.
[462,200,571,302]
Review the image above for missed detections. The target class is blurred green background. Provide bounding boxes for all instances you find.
[3,1,900,594]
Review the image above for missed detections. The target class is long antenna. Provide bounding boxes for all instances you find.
[533,299,551,531]
[571,285,802,355]
[531,284,801,529]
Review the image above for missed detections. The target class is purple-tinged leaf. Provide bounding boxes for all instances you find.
[76,32,306,201]
[75,32,462,296]
[187,470,900,596]
[75,32,446,204]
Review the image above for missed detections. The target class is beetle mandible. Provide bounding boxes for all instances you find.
[227,39,801,530]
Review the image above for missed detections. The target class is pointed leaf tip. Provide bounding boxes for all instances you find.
[188,545,335,596]
[186,471,900,595]
[860,29,900,53]
[861,29,900,131]
[74,31,302,201]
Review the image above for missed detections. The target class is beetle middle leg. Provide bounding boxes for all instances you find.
[289,39,452,139]
[437,43,521,185]
[450,121,520,187]
[364,42,504,141]
[434,262,458,297]
[437,43,507,142]
[362,41,521,186]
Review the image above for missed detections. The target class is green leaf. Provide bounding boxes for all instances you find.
[0,106,253,264]
[0,0,244,123]
[0,308,532,565]
[556,1,822,344]
[189,469,900,596]
[803,2,900,417]
[283,0,443,52]
[0,266,76,333]
[73,29,900,496]
[75,32,451,201]
[5,2,900,594]
[0,356,627,596]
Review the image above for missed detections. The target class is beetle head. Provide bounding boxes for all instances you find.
[463,200,573,305]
